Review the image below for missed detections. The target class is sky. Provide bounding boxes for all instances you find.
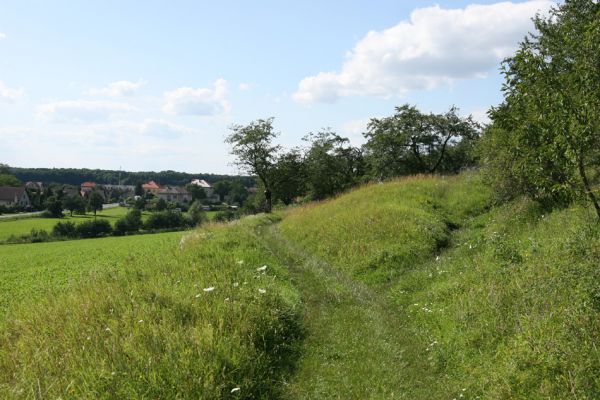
[0,0,555,174]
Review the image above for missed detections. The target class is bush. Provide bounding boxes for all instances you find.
[114,209,143,235]
[214,210,239,223]
[187,201,207,226]
[144,210,187,230]
[28,229,51,243]
[76,219,113,238]
[52,221,78,238]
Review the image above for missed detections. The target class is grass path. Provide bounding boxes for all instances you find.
[259,223,435,399]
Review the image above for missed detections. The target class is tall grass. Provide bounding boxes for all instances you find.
[0,216,302,398]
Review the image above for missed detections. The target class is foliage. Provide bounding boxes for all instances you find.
[113,209,143,235]
[143,210,188,230]
[302,129,364,200]
[186,201,207,226]
[87,192,104,216]
[62,195,86,216]
[186,183,207,202]
[52,221,78,238]
[76,219,113,238]
[10,167,253,188]
[364,104,481,180]
[482,0,600,216]
[0,174,21,187]
[226,118,280,212]
[156,197,168,211]
[214,210,240,222]
[270,149,307,205]
[44,196,63,218]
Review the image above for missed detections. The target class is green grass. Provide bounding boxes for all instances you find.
[1,173,599,398]
[0,216,302,398]
[0,207,141,241]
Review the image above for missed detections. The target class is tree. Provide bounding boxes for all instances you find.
[270,149,307,205]
[364,105,480,180]
[186,184,207,203]
[88,192,104,217]
[135,182,144,197]
[156,198,168,211]
[0,174,21,187]
[483,0,600,217]
[303,130,364,200]
[226,118,280,212]
[44,196,63,218]
[63,195,86,216]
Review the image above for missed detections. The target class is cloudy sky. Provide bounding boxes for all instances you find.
[0,0,553,174]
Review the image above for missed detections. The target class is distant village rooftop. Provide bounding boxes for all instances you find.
[191,179,212,188]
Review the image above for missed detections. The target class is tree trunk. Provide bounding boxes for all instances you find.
[577,156,600,220]
[264,189,272,213]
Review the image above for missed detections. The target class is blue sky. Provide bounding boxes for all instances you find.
[0,0,554,174]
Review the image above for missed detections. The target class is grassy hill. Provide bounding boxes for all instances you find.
[1,173,599,398]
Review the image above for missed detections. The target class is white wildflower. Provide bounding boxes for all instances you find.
[258,288,266,294]
[233,282,239,287]
[195,293,202,298]
[231,387,240,393]
[138,319,144,323]
[236,260,244,265]
[256,265,267,272]
[203,287,215,292]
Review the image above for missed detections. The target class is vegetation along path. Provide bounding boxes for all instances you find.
[259,223,432,399]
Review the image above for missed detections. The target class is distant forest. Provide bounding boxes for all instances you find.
[10,167,254,187]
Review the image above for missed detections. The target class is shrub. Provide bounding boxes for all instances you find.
[144,210,187,230]
[52,221,78,238]
[114,209,143,235]
[187,201,207,226]
[76,219,113,238]
[214,210,239,222]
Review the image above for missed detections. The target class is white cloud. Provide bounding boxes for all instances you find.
[239,82,253,91]
[37,100,136,122]
[294,1,554,103]
[89,79,147,97]
[0,32,6,40]
[110,119,194,139]
[0,81,25,102]
[162,79,229,116]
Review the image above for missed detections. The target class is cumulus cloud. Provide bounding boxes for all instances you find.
[294,0,553,103]
[37,100,136,122]
[162,79,229,116]
[89,79,147,97]
[0,32,6,39]
[0,81,25,102]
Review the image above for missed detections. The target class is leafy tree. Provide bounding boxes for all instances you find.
[0,174,21,187]
[364,105,480,180]
[63,195,86,216]
[134,182,144,196]
[44,196,63,218]
[271,148,307,205]
[483,0,600,217]
[226,118,280,212]
[114,209,143,235]
[88,192,104,217]
[303,130,364,200]
[52,221,77,238]
[156,198,168,211]
[134,197,146,210]
[186,184,207,203]
[187,200,207,226]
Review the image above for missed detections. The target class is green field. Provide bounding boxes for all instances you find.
[0,207,137,241]
[1,174,599,398]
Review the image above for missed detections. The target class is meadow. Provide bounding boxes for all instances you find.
[1,173,599,398]
[0,207,133,241]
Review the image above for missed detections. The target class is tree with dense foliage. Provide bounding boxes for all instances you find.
[88,192,104,217]
[302,130,364,200]
[156,198,168,211]
[186,184,207,203]
[226,118,280,212]
[134,182,144,197]
[271,149,307,205]
[481,0,600,217]
[44,196,63,218]
[364,105,480,179]
[63,195,86,216]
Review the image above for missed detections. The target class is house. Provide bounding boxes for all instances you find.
[0,186,31,207]
[142,180,161,194]
[25,181,44,192]
[80,181,97,196]
[190,179,220,203]
[156,186,192,203]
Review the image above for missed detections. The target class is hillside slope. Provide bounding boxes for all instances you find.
[1,173,599,398]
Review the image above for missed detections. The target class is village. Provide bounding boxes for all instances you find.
[0,177,250,215]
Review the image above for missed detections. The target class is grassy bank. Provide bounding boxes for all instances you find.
[0,216,302,398]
